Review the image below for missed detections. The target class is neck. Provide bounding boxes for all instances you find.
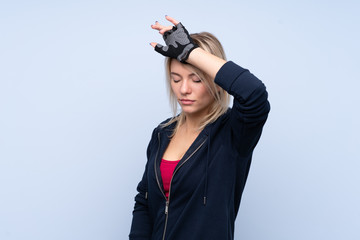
[182,113,205,133]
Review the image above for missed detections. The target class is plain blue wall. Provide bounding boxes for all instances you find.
[0,0,359,239]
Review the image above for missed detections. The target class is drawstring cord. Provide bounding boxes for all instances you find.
[203,130,211,205]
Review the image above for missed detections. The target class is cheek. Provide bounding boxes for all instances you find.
[170,82,178,94]
[198,86,213,101]
[199,84,210,95]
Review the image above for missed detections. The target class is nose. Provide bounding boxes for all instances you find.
[180,79,191,95]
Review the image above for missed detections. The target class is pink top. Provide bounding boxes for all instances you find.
[160,159,180,198]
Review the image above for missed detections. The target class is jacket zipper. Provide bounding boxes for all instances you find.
[154,133,167,200]
[153,133,169,240]
[160,137,207,240]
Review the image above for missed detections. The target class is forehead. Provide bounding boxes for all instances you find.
[170,59,197,75]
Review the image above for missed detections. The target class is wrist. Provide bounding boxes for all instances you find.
[186,48,207,65]
[179,44,199,63]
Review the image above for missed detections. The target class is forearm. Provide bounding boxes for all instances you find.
[129,203,152,239]
[130,161,152,239]
[129,188,152,239]
[186,48,227,80]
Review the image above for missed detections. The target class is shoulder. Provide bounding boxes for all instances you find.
[149,116,177,136]
[159,117,175,126]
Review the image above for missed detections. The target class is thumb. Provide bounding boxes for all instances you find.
[154,43,168,55]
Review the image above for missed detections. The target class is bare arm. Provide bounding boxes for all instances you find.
[186,48,226,80]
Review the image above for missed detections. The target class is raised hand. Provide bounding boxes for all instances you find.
[150,16,198,63]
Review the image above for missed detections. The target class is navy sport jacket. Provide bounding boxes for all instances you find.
[129,61,270,240]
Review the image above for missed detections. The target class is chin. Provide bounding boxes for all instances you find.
[181,109,195,114]
[180,109,195,115]
[181,107,207,116]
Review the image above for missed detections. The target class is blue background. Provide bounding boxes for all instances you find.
[0,0,359,239]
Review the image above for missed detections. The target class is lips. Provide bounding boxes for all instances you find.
[180,99,195,105]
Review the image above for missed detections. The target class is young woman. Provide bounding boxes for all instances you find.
[129,16,270,240]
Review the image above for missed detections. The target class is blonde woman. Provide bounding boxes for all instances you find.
[129,16,270,240]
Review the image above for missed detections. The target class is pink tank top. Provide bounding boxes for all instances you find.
[160,159,180,198]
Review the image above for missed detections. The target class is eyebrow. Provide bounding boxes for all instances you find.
[170,72,197,77]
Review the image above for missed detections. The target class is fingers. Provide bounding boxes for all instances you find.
[150,21,162,30]
[150,16,180,34]
[159,26,173,35]
[154,44,166,55]
[149,16,180,48]
[165,15,179,25]
[151,16,179,28]
[151,21,173,35]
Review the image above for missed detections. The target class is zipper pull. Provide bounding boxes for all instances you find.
[164,200,169,214]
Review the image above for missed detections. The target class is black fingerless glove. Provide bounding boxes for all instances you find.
[155,23,198,63]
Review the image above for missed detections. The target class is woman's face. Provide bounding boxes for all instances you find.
[170,60,214,117]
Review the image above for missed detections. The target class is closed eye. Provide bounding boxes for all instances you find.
[192,76,202,83]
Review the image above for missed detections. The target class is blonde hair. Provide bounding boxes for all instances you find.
[162,32,230,134]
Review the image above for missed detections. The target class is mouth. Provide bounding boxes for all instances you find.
[180,99,195,105]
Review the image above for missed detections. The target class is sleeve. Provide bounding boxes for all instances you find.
[129,130,156,240]
[214,61,270,154]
